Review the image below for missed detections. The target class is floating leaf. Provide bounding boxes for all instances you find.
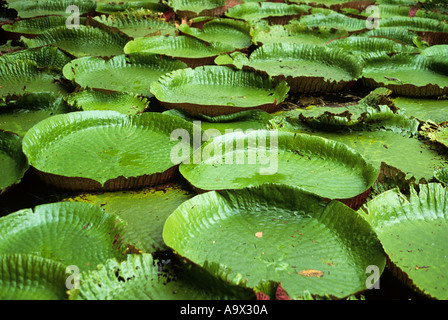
[163,184,386,299]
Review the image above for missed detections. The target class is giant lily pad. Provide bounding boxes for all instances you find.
[217,43,364,93]
[66,183,196,253]
[164,108,274,134]
[0,59,69,98]
[0,254,69,300]
[22,111,200,191]
[22,25,130,58]
[123,35,235,67]
[299,12,367,32]
[250,22,349,46]
[361,52,448,97]
[0,201,127,272]
[0,130,29,195]
[150,66,290,116]
[0,45,73,70]
[0,92,70,136]
[225,2,311,25]
[359,183,448,299]
[65,89,150,115]
[69,253,253,300]
[95,0,167,14]
[326,36,420,59]
[5,0,96,18]
[93,9,176,38]
[179,130,379,203]
[62,54,187,97]
[178,18,251,50]
[1,16,87,37]
[163,184,386,299]
[163,0,236,19]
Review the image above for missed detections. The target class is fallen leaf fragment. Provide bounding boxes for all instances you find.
[298,269,324,278]
[255,231,263,238]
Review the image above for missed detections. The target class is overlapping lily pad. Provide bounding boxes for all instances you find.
[361,52,448,96]
[0,130,29,195]
[93,9,176,38]
[0,254,69,300]
[179,130,379,202]
[62,54,187,97]
[150,66,290,116]
[0,92,70,136]
[0,59,69,98]
[178,18,251,50]
[66,183,195,253]
[124,35,235,67]
[326,36,420,58]
[0,45,73,70]
[22,111,200,191]
[5,0,96,18]
[217,43,364,93]
[225,2,311,25]
[163,184,386,299]
[0,201,127,272]
[22,25,130,58]
[65,89,150,115]
[96,0,167,14]
[69,253,254,300]
[359,183,448,299]
[1,16,87,37]
[251,22,349,46]
[163,0,236,19]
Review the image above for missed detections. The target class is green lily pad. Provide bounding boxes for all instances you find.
[5,0,96,18]
[93,9,176,38]
[361,53,448,97]
[150,66,290,116]
[62,54,187,97]
[299,12,367,32]
[1,16,87,36]
[392,96,448,123]
[0,254,69,300]
[162,0,234,19]
[179,130,379,201]
[0,59,69,98]
[0,92,70,136]
[96,0,167,14]
[250,22,349,46]
[359,183,448,299]
[69,253,253,300]
[22,111,200,191]
[218,43,364,94]
[22,25,130,58]
[178,18,252,50]
[163,184,386,299]
[124,35,235,67]
[326,36,420,59]
[65,183,195,253]
[0,130,29,195]
[359,26,421,46]
[225,2,311,25]
[305,127,448,183]
[0,45,73,70]
[65,89,150,115]
[164,108,274,134]
[0,201,127,272]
